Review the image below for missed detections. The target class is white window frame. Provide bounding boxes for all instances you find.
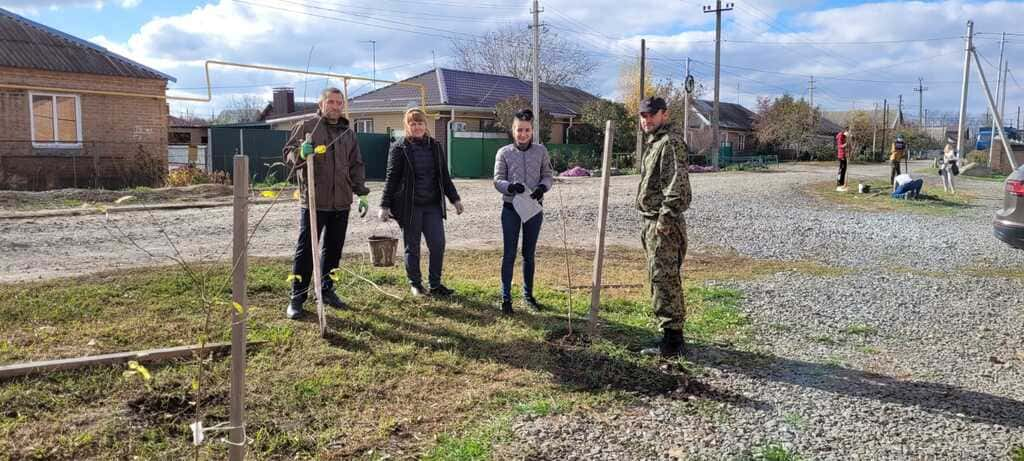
[29,92,83,148]
[354,118,374,133]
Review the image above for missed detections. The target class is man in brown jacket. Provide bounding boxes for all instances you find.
[283,87,369,320]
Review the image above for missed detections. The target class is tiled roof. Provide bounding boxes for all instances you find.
[347,68,600,116]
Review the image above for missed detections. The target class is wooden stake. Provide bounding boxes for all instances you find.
[229,155,248,460]
[589,121,615,335]
[304,133,327,337]
[0,341,264,380]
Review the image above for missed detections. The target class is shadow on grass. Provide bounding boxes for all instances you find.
[318,293,767,412]
[689,344,1024,429]
[317,288,1024,430]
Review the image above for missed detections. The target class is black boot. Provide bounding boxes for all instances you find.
[641,328,685,357]
[410,283,427,297]
[500,299,513,316]
[524,296,543,311]
[322,290,347,309]
[429,284,454,297]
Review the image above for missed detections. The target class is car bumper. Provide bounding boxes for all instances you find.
[994,218,1024,249]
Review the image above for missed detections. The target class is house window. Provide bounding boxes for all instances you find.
[30,93,82,147]
[169,131,192,144]
[355,119,374,133]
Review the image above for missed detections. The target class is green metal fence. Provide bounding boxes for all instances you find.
[209,127,390,181]
[448,132,509,178]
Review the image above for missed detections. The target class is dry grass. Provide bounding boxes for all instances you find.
[806,180,976,216]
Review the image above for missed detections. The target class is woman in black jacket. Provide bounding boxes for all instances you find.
[379,108,463,296]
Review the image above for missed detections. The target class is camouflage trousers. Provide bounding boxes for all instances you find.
[641,217,687,331]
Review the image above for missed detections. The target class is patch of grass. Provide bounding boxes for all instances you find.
[856,345,881,355]
[755,442,802,461]
[915,166,1008,183]
[807,180,976,216]
[782,412,806,430]
[842,324,878,337]
[423,416,512,461]
[809,334,840,346]
[960,266,1024,281]
[1010,445,1024,461]
[768,323,795,333]
[685,287,750,341]
[0,248,753,459]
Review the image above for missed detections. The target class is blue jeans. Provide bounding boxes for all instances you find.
[402,204,446,288]
[892,178,923,198]
[501,203,543,301]
[291,208,349,303]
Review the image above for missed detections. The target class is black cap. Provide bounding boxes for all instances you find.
[639,96,667,114]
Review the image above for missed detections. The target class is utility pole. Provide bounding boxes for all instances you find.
[989,60,1009,163]
[897,94,903,130]
[955,20,974,160]
[432,50,437,69]
[913,78,928,127]
[808,75,815,107]
[704,0,733,168]
[1017,105,1021,132]
[882,98,888,161]
[684,57,692,144]
[530,0,542,144]
[972,40,1019,170]
[872,102,878,156]
[635,39,646,168]
[361,40,377,89]
[988,32,1007,164]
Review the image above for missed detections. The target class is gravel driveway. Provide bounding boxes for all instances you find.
[2,161,1022,459]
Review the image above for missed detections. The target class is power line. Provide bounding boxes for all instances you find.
[724,36,962,45]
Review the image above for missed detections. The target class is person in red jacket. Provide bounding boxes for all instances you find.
[836,127,850,187]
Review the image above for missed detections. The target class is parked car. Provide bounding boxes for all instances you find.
[994,164,1024,249]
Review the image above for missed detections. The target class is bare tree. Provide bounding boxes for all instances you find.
[449,24,598,89]
[213,95,266,124]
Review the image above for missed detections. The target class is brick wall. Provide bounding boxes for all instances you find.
[990,142,1024,175]
[0,66,168,190]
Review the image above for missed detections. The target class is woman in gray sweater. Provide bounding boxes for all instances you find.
[493,109,554,315]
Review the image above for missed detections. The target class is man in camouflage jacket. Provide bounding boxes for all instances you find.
[635,96,692,357]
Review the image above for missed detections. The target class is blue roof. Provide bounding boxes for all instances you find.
[0,7,175,82]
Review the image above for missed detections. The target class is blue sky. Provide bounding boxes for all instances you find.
[4,0,1022,123]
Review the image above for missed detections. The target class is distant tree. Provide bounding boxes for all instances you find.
[579,99,635,153]
[450,24,598,89]
[616,60,655,116]
[494,95,553,143]
[754,94,821,153]
[213,95,265,124]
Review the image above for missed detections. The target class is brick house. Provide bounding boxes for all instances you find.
[261,68,601,148]
[0,8,175,190]
[685,99,759,154]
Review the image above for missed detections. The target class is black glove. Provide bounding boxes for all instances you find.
[530,184,547,201]
[508,183,526,194]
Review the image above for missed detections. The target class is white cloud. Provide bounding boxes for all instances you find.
[0,0,141,13]
[83,0,1024,120]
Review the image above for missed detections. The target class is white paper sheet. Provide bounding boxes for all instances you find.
[512,188,543,222]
